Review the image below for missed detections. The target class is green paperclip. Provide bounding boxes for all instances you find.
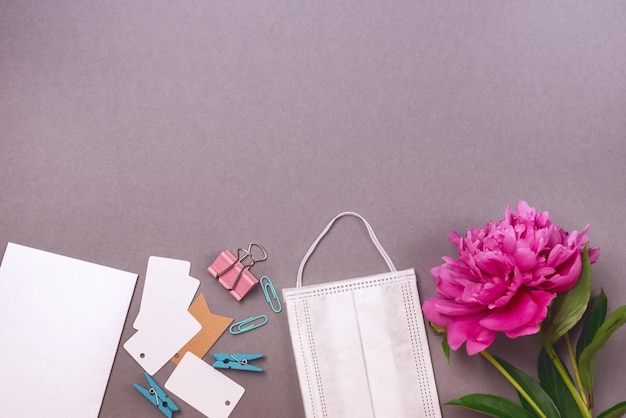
[229,315,268,334]
[260,275,282,313]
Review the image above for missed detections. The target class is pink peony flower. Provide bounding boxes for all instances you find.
[423,201,600,356]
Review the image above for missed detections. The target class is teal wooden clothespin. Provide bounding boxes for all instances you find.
[213,353,264,372]
[134,372,179,418]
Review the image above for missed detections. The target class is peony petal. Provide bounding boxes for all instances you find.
[502,225,517,254]
[520,224,535,245]
[546,244,576,267]
[535,210,551,228]
[504,205,513,224]
[431,267,466,299]
[422,298,451,328]
[567,230,581,247]
[545,226,564,248]
[475,253,510,277]
[433,298,485,316]
[447,315,496,355]
[436,280,465,299]
[515,201,533,218]
[541,253,581,293]
[465,328,498,355]
[502,290,555,338]
[588,247,600,264]
[503,323,540,339]
[487,266,524,308]
[483,236,498,251]
[479,288,539,332]
[533,265,556,277]
[533,229,549,253]
[514,244,538,270]
[441,256,457,264]
[474,282,508,306]
[448,231,462,246]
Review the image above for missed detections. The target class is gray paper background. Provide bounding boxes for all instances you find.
[1,1,625,417]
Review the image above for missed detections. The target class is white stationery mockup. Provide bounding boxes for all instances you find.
[125,256,202,375]
[0,242,137,418]
[124,305,201,375]
[166,352,245,418]
[133,256,199,330]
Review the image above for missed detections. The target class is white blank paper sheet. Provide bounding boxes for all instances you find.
[0,243,137,418]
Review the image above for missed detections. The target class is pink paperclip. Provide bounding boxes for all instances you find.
[208,243,268,301]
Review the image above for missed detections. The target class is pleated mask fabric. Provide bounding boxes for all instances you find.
[283,212,442,418]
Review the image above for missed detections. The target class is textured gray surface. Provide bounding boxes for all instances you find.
[1,1,625,417]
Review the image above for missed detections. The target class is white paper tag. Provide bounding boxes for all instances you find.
[133,256,199,330]
[165,352,245,418]
[124,308,201,375]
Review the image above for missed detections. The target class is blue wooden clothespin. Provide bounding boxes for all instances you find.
[134,371,180,418]
[212,353,264,372]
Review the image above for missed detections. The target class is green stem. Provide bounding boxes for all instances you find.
[480,351,548,418]
[544,345,592,418]
[564,333,588,405]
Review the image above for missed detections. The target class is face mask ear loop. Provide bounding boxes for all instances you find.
[296,211,397,288]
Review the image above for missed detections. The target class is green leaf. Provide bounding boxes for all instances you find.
[578,304,626,392]
[495,356,561,418]
[429,322,447,334]
[575,289,608,363]
[442,335,451,363]
[538,348,583,418]
[428,322,451,363]
[597,401,626,418]
[541,245,592,346]
[445,393,535,418]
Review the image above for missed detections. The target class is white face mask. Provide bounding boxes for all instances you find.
[283,212,441,418]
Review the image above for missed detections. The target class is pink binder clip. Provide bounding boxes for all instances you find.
[208,243,268,301]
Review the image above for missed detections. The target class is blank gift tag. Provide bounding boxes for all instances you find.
[165,352,245,418]
[124,307,201,375]
[134,256,199,330]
